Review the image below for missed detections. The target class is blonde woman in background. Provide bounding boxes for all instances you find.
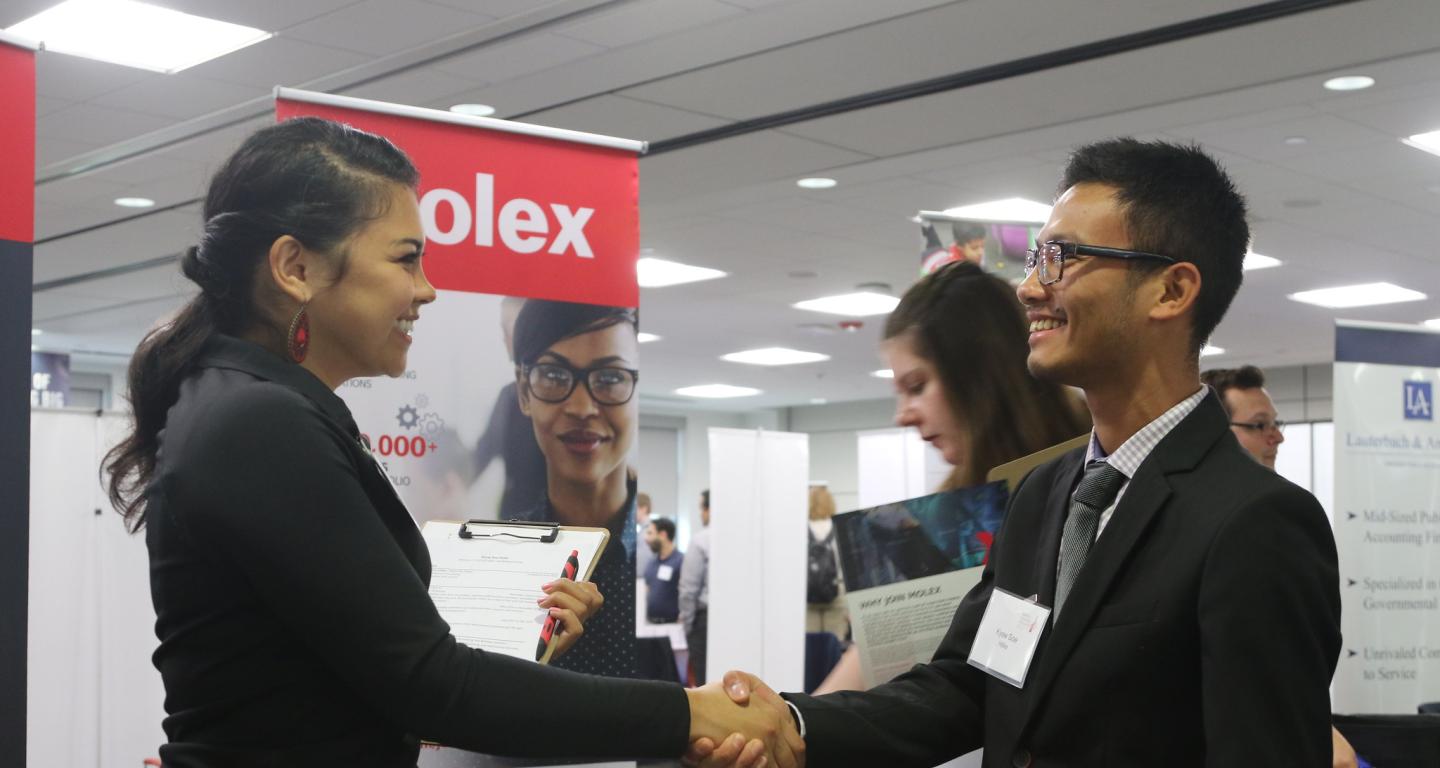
[804,484,846,640]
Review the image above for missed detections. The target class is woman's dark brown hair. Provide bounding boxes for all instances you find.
[104,117,420,532]
[884,261,1090,489]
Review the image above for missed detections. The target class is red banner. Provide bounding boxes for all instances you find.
[0,41,35,244]
[277,94,639,308]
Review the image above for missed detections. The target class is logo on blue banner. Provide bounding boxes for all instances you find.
[1404,381,1433,421]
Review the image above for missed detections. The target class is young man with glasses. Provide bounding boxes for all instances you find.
[698,139,1340,768]
[1201,365,1287,469]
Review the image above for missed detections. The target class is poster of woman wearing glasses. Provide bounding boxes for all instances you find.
[337,290,641,681]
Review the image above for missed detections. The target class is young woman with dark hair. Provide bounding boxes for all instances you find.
[806,260,1091,698]
[103,117,796,768]
[882,260,1091,490]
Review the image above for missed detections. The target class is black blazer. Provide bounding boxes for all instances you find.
[787,393,1341,767]
[146,336,687,768]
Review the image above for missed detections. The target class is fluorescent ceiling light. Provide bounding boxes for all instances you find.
[941,197,1051,223]
[1323,75,1374,91]
[796,177,837,189]
[637,257,726,288]
[871,369,894,379]
[1288,282,1426,309]
[721,347,830,366]
[1200,345,1225,357]
[810,398,828,405]
[794,291,899,317]
[1401,129,1440,158]
[674,384,761,399]
[1243,252,1281,271]
[1423,318,1440,330]
[637,332,661,344]
[449,103,496,117]
[31,329,41,336]
[114,196,155,208]
[7,0,272,74]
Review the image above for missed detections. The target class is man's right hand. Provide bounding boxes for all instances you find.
[683,670,805,768]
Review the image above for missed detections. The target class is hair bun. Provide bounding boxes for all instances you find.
[179,244,210,287]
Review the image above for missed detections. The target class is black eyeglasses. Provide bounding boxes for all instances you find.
[524,361,639,406]
[1230,419,1286,435]
[1024,240,1177,286]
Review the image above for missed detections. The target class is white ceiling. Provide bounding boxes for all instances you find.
[18,0,1440,409]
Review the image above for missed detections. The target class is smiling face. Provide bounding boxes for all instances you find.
[304,182,435,385]
[519,321,639,492]
[883,331,967,468]
[1016,183,1150,390]
[1223,386,1285,468]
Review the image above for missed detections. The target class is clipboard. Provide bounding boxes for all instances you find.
[420,519,610,666]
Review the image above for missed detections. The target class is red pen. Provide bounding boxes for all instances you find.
[536,549,581,661]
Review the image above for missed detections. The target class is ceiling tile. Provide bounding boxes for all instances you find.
[90,74,268,121]
[39,103,175,149]
[183,35,371,88]
[161,0,361,32]
[522,94,729,143]
[341,68,485,106]
[553,0,743,49]
[433,32,605,83]
[285,0,496,56]
[34,50,149,102]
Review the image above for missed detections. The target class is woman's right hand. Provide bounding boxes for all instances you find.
[538,578,603,658]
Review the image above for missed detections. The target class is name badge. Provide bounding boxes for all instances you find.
[657,564,675,582]
[966,588,1051,688]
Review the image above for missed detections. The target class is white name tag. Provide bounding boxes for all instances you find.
[657,564,675,582]
[966,588,1051,688]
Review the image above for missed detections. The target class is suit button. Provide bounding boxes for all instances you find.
[1012,749,1032,767]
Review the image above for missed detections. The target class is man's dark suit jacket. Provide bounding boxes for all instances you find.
[787,393,1341,767]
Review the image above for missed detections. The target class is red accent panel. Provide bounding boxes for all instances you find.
[0,43,35,244]
[277,99,639,308]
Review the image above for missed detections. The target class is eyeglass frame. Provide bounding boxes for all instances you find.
[1229,419,1287,435]
[521,359,641,406]
[1024,240,1178,286]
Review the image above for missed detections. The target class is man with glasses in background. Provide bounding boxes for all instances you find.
[1201,364,1363,768]
[699,139,1340,768]
[1201,365,1286,469]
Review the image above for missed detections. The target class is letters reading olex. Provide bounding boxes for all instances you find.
[420,173,596,258]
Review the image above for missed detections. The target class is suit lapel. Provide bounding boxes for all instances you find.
[1016,393,1231,728]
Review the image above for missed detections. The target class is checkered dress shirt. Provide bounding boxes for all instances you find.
[1083,386,1208,540]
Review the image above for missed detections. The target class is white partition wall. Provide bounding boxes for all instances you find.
[29,410,164,768]
[856,427,948,508]
[706,428,808,693]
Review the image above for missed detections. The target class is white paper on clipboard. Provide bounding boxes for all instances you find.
[421,520,608,664]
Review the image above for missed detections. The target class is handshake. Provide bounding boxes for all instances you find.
[683,670,806,768]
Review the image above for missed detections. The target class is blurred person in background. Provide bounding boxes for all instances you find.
[1201,364,1285,469]
[812,260,1092,695]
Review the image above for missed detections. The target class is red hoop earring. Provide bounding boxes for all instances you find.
[287,305,310,363]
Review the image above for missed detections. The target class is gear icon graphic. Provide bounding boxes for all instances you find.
[396,405,420,429]
[420,413,445,436]
[415,394,430,409]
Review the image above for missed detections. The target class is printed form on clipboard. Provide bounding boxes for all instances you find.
[421,520,609,665]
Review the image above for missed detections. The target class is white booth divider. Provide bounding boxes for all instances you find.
[856,427,948,508]
[706,428,808,693]
[29,410,164,768]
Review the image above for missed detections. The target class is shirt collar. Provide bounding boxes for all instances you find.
[1085,386,1209,479]
[198,334,360,438]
